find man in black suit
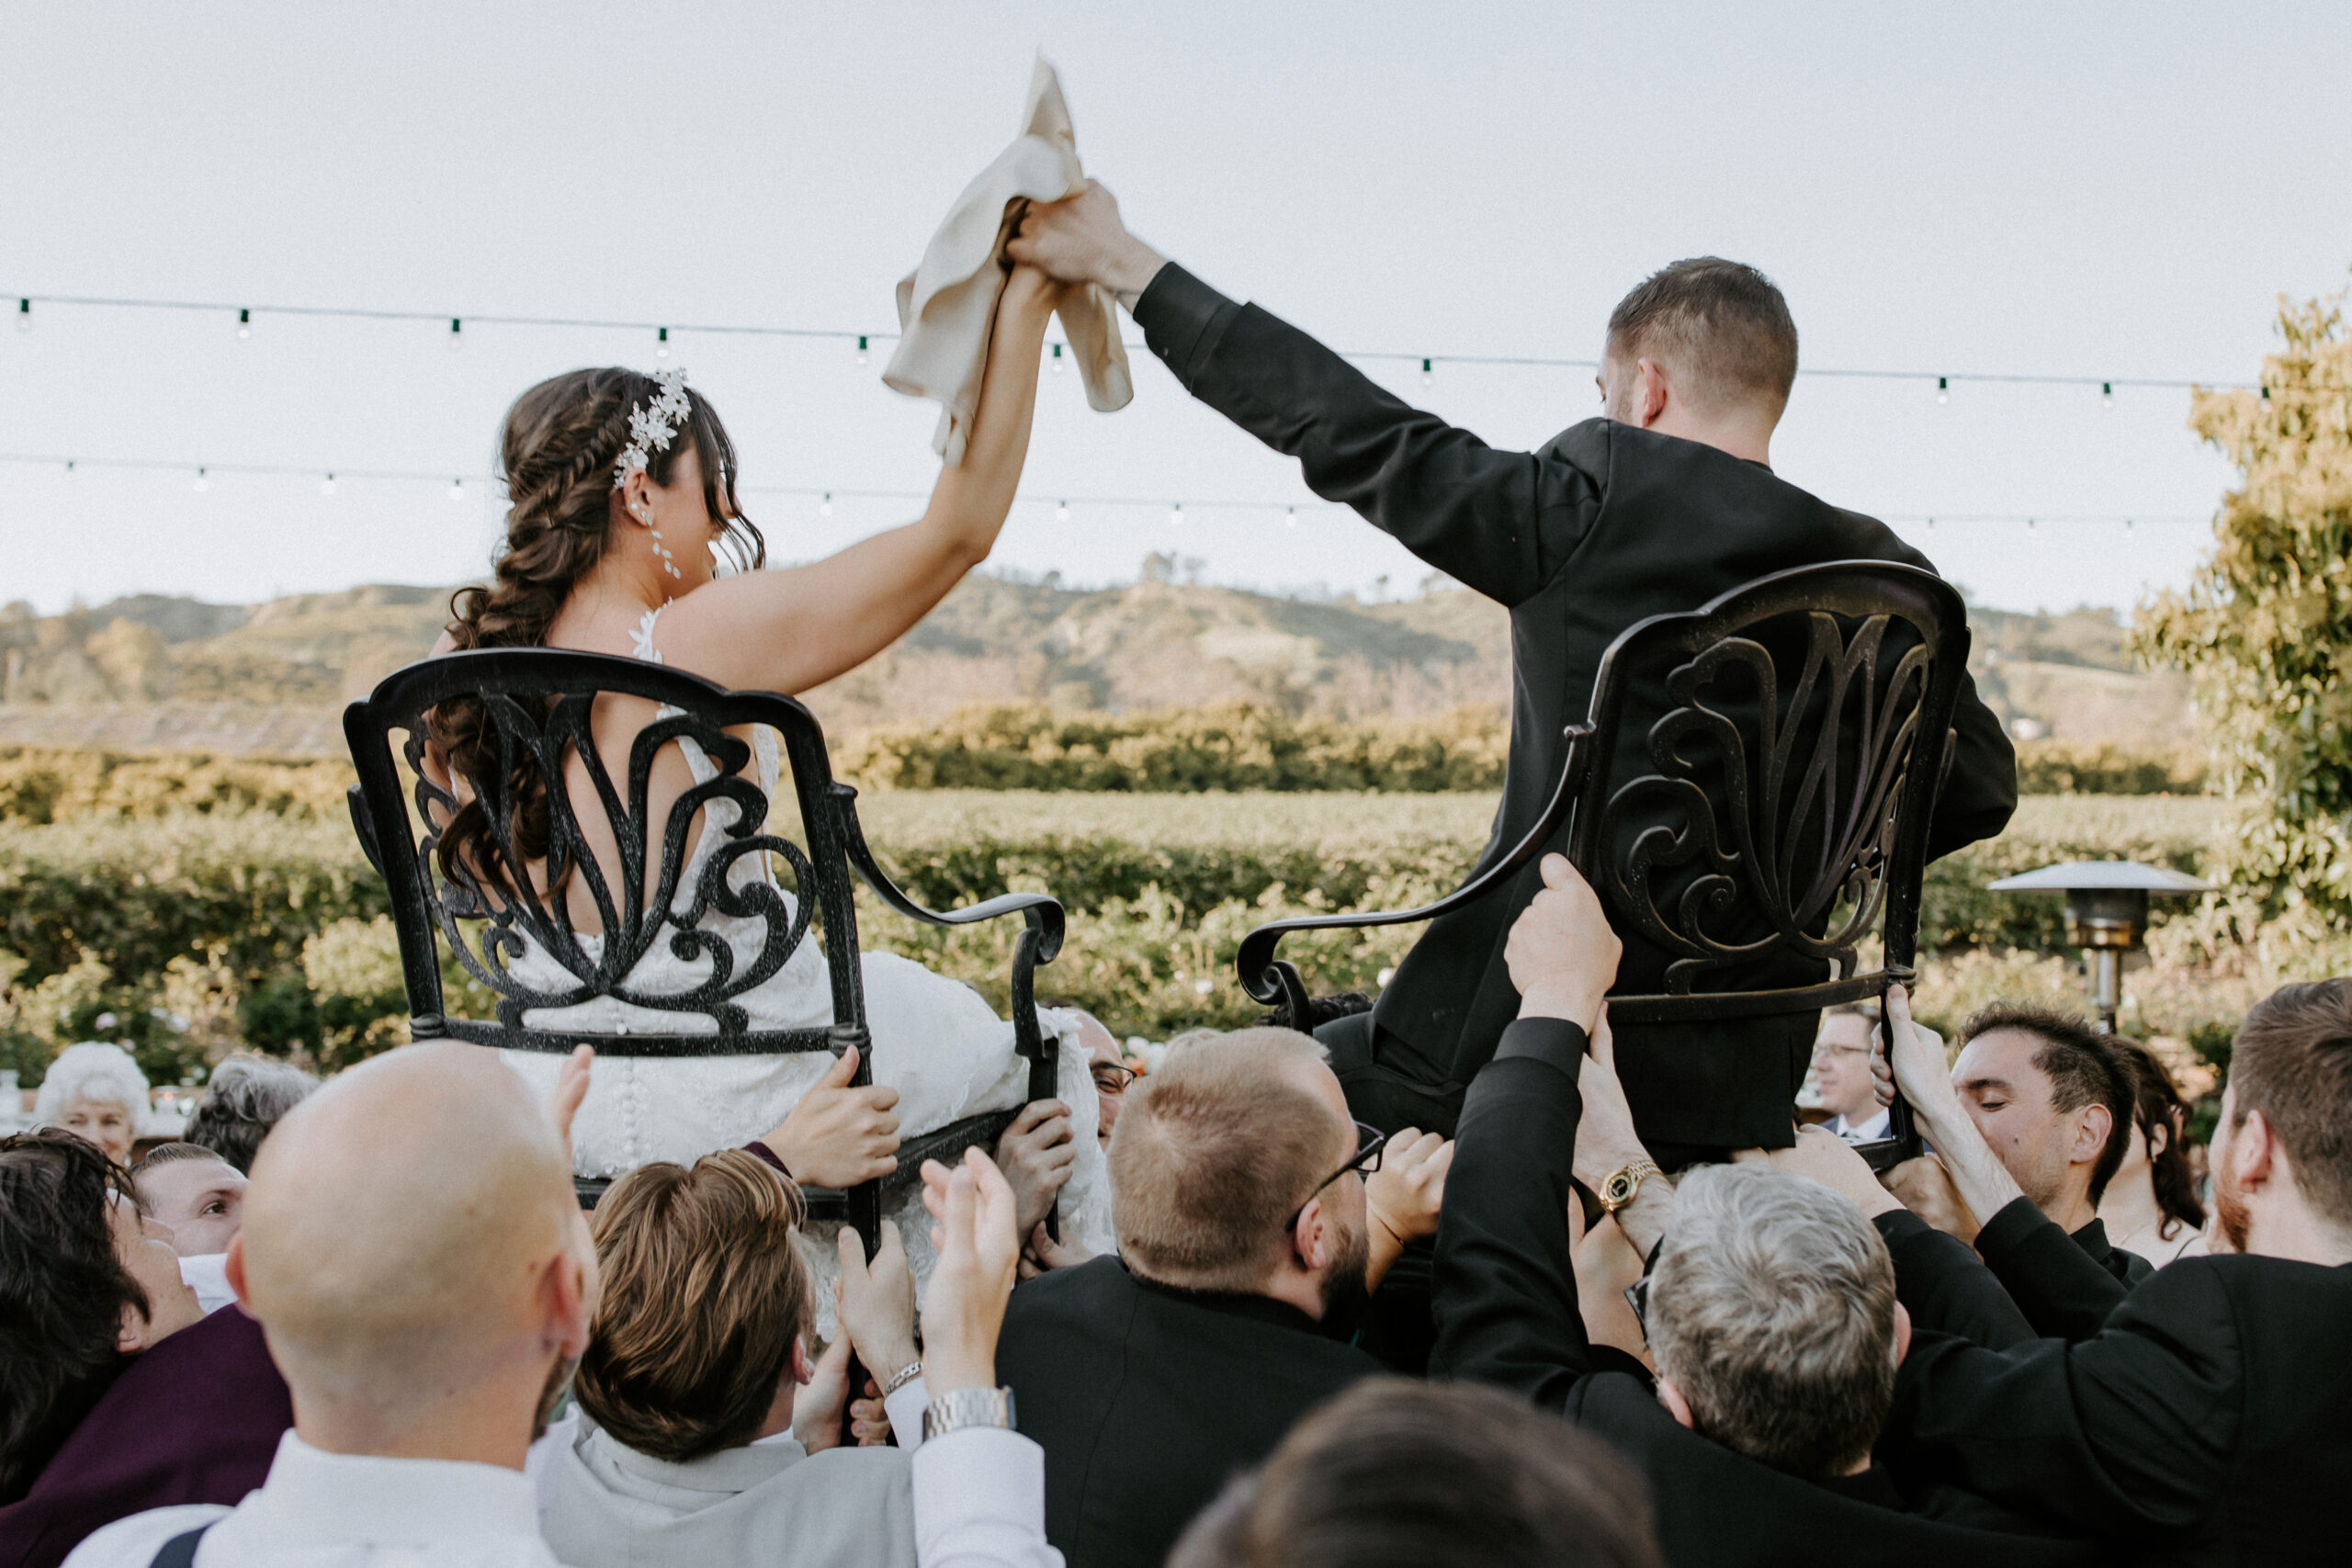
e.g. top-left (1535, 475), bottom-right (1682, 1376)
top-left (1827, 976), bottom-right (2352, 1562)
top-left (993, 1027), bottom-right (1385, 1568)
top-left (1428, 856), bottom-right (2096, 1567)
top-left (1012, 187), bottom-right (2017, 1153)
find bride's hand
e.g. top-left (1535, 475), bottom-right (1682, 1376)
top-left (759, 1044), bottom-right (901, 1188)
top-left (1001, 259), bottom-right (1070, 315)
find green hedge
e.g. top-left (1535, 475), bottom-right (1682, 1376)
top-left (1, 792), bottom-right (2227, 1086)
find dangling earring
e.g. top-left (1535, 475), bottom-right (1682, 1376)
top-left (632, 502), bottom-right (682, 581)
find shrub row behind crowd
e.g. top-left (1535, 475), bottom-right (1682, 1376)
top-left (0, 726), bottom-right (2210, 821)
top-left (3, 793), bottom-right (2224, 1086)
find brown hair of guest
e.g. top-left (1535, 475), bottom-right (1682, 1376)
top-left (2227, 979), bottom-right (2352, 1227)
top-left (573, 1148), bottom-right (813, 1462)
top-left (1108, 1028), bottom-right (1337, 1290)
top-left (1959, 1001), bottom-right (2137, 1203)
top-left (1170, 1379), bottom-right (1666, 1568)
top-left (2108, 1035), bottom-right (2207, 1238)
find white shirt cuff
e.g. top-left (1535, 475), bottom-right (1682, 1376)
top-left (885, 1374), bottom-right (930, 1456)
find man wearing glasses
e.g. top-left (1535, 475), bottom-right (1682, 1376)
top-left (990, 1026), bottom-right (1398, 1568)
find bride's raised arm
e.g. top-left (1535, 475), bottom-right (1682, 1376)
top-left (657, 264), bottom-right (1066, 696)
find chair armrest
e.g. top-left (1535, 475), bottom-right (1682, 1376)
top-left (830, 784), bottom-right (1066, 963)
top-left (347, 783), bottom-right (386, 877)
top-left (1235, 726), bottom-right (1596, 1005)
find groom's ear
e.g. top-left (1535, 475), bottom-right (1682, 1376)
top-left (1631, 357), bottom-right (1670, 427)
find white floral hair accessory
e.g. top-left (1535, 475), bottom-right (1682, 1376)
top-left (611, 367), bottom-right (693, 489)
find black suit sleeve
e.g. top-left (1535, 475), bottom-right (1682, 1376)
top-left (1972, 1200), bottom-right (2131, 1343)
top-left (1427, 1017), bottom-right (1597, 1408)
top-left (1875, 1210), bottom-right (2037, 1349)
top-left (1925, 662), bottom-right (2017, 862)
top-left (1883, 1261), bottom-right (2241, 1539)
top-left (1132, 265), bottom-right (1604, 609)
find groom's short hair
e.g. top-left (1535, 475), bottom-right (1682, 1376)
top-left (1607, 257), bottom-right (1798, 416)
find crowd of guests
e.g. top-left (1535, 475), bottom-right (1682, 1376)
top-left (4, 859), bottom-right (2348, 1567)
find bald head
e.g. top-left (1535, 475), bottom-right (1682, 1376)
top-left (236, 1042), bottom-right (582, 1415)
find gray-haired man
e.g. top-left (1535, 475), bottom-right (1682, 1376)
top-left (1430, 853), bottom-right (2098, 1568)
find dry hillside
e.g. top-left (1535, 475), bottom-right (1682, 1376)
top-left (0, 574), bottom-right (2189, 757)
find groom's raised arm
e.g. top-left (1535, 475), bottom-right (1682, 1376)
top-left (1012, 186), bottom-right (1602, 609)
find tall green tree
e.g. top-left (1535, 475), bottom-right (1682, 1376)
top-left (2138, 281), bottom-right (2352, 922)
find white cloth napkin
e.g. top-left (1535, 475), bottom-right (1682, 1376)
top-left (885, 56), bottom-right (1133, 465)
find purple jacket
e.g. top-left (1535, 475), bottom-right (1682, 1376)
top-left (0, 1305), bottom-right (291, 1568)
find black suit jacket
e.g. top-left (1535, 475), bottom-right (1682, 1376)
top-left (994, 1255), bottom-right (1379, 1568)
top-left (1884, 1204), bottom-right (2352, 1564)
top-left (1429, 1020), bottom-right (2097, 1567)
top-left (1134, 266), bottom-right (2018, 1149)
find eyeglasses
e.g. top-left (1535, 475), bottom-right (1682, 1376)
top-left (1287, 1120), bottom-right (1389, 1231)
top-left (1090, 1061), bottom-right (1138, 1095)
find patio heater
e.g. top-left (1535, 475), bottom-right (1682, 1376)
top-left (1985, 861), bottom-right (2213, 1032)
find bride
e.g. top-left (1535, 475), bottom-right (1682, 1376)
top-left (422, 262), bottom-right (1110, 1306)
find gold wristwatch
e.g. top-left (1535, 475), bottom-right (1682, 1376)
top-left (1598, 1157), bottom-right (1661, 1214)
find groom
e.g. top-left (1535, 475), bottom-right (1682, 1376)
top-left (1010, 186), bottom-right (2017, 1157)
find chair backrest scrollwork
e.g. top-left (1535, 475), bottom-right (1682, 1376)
top-left (1569, 561), bottom-right (1968, 1023)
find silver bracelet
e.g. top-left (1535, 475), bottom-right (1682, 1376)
top-left (881, 1359), bottom-right (924, 1397)
top-left (922, 1386), bottom-right (1015, 1441)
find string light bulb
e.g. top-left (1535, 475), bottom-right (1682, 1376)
top-left (1285, 507), bottom-right (1297, 527)
top-left (819, 491), bottom-right (833, 517)
top-left (447, 479), bottom-right (465, 502)
top-left (236, 308), bottom-right (252, 341)
top-left (321, 473), bottom-right (337, 496)
top-left (447, 317), bottom-right (463, 352)
top-left (192, 468), bottom-right (209, 493)
top-left (62, 459), bottom-right (77, 479)
top-left (1055, 501), bottom-right (1069, 522)
top-left (656, 326), bottom-right (670, 359)
top-left (14, 298), bottom-right (28, 333)
top-left (1420, 357), bottom-right (1433, 387)
top-left (2101, 380), bottom-right (2113, 409)
top-left (1936, 376), bottom-right (1949, 405)
top-left (856, 335), bottom-right (868, 366)
top-left (1051, 342), bottom-right (1064, 375)
top-left (1170, 503), bottom-right (1184, 526)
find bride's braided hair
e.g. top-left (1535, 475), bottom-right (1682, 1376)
top-left (432, 367), bottom-right (763, 887)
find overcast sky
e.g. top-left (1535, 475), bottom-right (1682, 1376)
top-left (5, 1), bottom-right (2348, 616)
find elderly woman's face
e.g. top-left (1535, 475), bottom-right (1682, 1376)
top-left (59, 1097), bottom-right (138, 1162)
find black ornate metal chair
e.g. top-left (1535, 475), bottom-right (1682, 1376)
top-left (343, 647), bottom-right (1066, 1253)
top-left (1238, 561), bottom-right (1973, 1170)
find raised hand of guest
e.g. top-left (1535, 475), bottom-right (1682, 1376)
top-left (1568, 1009), bottom-right (1674, 1258)
top-left (835, 1221), bottom-right (921, 1393)
top-left (791, 1331), bottom-right (855, 1454)
top-left (1019, 1219), bottom-right (1097, 1280)
top-left (1735, 1124), bottom-right (1905, 1218)
top-left (1883, 1153), bottom-right (1982, 1242)
top-left (1504, 853), bottom-right (1623, 1032)
top-left (1365, 1128), bottom-right (1453, 1290)
top-left (849, 1377), bottom-right (894, 1447)
top-left (1006, 179), bottom-right (1169, 302)
top-left (918, 1147), bottom-right (1022, 1393)
top-left (993, 1098), bottom-right (1078, 1238)
top-left (762, 1044), bottom-right (900, 1188)
top-left (1877, 983), bottom-right (2027, 1222)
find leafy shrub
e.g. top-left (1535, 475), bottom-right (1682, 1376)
top-left (1, 792), bottom-right (2238, 1084)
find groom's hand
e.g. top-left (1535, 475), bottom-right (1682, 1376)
top-left (1008, 181), bottom-right (1168, 302)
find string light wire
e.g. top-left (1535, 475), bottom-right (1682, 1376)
top-left (1, 288), bottom-right (2287, 395)
top-left (0, 451), bottom-right (2211, 528)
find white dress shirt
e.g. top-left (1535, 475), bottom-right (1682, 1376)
top-left (70, 1401), bottom-right (1059, 1568)
top-left (64, 1430), bottom-right (559, 1568)
top-left (1827, 1107), bottom-right (1892, 1145)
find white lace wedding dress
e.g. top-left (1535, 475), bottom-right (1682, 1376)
top-left (495, 604), bottom-right (1114, 1332)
